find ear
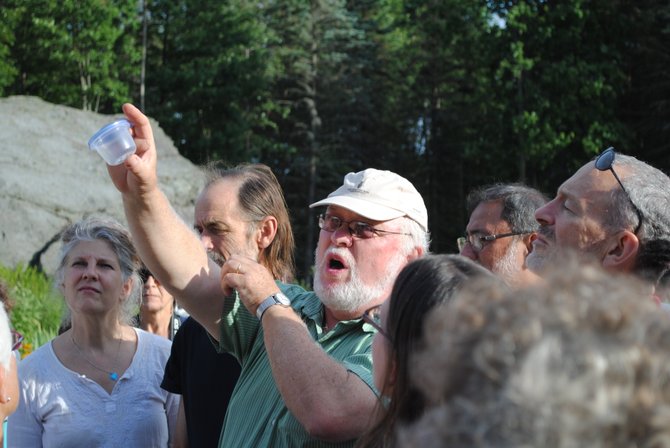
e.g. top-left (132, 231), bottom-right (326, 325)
top-left (524, 233), bottom-right (538, 254)
top-left (256, 216), bottom-right (278, 251)
top-left (121, 276), bottom-right (134, 302)
top-left (602, 230), bottom-right (639, 272)
top-left (406, 246), bottom-right (425, 263)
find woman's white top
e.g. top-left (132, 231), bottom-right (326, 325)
top-left (8, 328), bottom-right (179, 447)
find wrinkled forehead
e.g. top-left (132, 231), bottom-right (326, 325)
top-left (558, 163), bottom-right (620, 202)
top-left (467, 200), bottom-right (506, 228)
top-left (196, 179), bottom-right (247, 220)
top-left (68, 239), bottom-right (117, 260)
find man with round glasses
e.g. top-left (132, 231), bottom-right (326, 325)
top-left (527, 147), bottom-right (670, 288)
top-left (307, 169), bottom-right (429, 329)
top-left (459, 183), bottom-right (547, 287)
top-left (106, 104), bottom-right (429, 447)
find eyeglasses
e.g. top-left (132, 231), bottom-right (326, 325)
top-left (361, 307), bottom-right (391, 341)
top-left (457, 231), bottom-right (529, 252)
top-left (594, 147), bottom-right (643, 234)
top-left (11, 329), bottom-right (23, 352)
top-left (318, 213), bottom-right (410, 239)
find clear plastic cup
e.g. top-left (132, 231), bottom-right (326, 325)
top-left (88, 119), bottom-right (136, 166)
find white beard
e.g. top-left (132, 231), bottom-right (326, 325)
top-left (313, 247), bottom-right (408, 314)
top-left (493, 244), bottom-right (520, 285)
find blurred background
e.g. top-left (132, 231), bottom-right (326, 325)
top-left (1, 0), bottom-right (668, 350)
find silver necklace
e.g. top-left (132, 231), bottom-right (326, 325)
top-left (71, 334), bottom-right (122, 381)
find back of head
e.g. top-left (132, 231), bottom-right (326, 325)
top-left (357, 255), bottom-right (500, 448)
top-left (466, 183), bottom-right (548, 233)
top-left (385, 255), bottom-right (500, 408)
top-left (612, 154), bottom-right (670, 283)
top-left (387, 255), bottom-right (498, 362)
top-left (400, 258), bottom-right (667, 447)
top-left (203, 162), bottom-right (295, 282)
top-left (56, 216), bottom-right (141, 325)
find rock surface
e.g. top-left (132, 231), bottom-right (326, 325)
top-left (0, 96), bottom-right (204, 275)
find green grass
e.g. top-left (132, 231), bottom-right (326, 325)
top-left (0, 264), bottom-right (65, 357)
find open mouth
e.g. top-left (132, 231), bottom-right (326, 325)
top-left (324, 251), bottom-right (350, 272)
top-left (329, 259), bottom-right (345, 270)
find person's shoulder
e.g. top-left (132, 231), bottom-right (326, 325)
top-left (170, 316), bottom-right (202, 347)
top-left (136, 327), bottom-right (172, 351)
top-left (278, 281), bottom-right (314, 302)
top-left (18, 341), bottom-right (54, 377)
top-left (177, 316), bottom-right (199, 332)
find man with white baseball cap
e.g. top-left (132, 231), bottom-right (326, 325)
top-left (107, 107), bottom-right (429, 448)
top-left (310, 168), bottom-right (429, 231)
top-left (213, 167), bottom-right (430, 446)
top-left (308, 168), bottom-right (429, 338)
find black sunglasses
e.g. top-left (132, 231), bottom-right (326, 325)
top-left (139, 268), bottom-right (153, 283)
top-left (594, 147), bottom-right (643, 234)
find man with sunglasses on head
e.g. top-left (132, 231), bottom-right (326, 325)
top-left (526, 147), bottom-right (670, 291)
top-left (106, 103), bottom-right (430, 447)
top-left (459, 183), bottom-right (548, 287)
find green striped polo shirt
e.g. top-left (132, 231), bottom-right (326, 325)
top-left (215, 282), bottom-right (378, 447)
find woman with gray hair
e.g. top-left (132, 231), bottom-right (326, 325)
top-left (9, 217), bottom-right (179, 446)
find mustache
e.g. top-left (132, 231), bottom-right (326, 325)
top-left (537, 225), bottom-right (555, 241)
top-left (208, 251), bottom-right (226, 267)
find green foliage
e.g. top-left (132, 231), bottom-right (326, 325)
top-left (144, 0), bottom-right (276, 164)
top-left (492, 0), bottom-right (630, 188)
top-left (371, 0), bottom-right (498, 253)
top-left (2, 0), bottom-right (669, 282)
top-left (262, 0), bottom-right (362, 265)
top-left (0, 264), bottom-right (65, 356)
top-left (0, 6), bottom-right (19, 95)
top-left (3, 0), bottom-right (140, 111)
top-left (618, 0), bottom-right (670, 168)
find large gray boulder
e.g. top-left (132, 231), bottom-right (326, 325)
top-left (0, 96), bottom-right (205, 275)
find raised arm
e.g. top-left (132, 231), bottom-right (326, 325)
top-left (106, 104), bottom-right (224, 337)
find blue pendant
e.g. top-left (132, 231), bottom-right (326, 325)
top-left (109, 372), bottom-right (119, 381)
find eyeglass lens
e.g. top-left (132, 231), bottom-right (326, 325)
top-left (595, 147), bottom-right (615, 171)
top-left (457, 237), bottom-right (466, 252)
top-left (467, 235), bottom-right (481, 251)
top-left (319, 214), bottom-right (374, 239)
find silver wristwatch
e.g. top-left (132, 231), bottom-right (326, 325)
top-left (256, 292), bottom-right (291, 320)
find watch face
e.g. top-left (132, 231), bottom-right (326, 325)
top-left (275, 292), bottom-right (290, 306)
top-left (257, 292), bottom-right (291, 320)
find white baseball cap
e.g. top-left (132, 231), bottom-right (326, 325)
top-left (309, 168), bottom-right (428, 232)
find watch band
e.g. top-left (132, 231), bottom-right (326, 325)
top-left (256, 292), bottom-right (291, 320)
